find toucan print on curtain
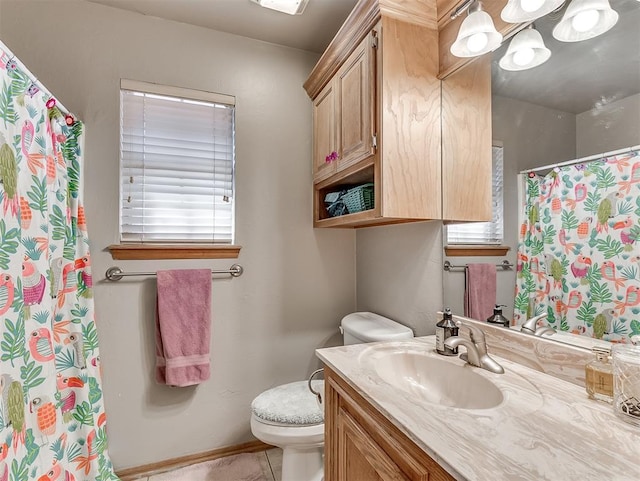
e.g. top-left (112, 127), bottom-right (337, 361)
top-left (514, 149), bottom-right (640, 343)
top-left (0, 43), bottom-right (118, 480)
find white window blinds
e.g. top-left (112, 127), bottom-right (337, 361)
top-left (120, 80), bottom-right (235, 243)
top-left (447, 145), bottom-right (504, 244)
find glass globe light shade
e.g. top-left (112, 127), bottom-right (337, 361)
top-left (499, 27), bottom-right (551, 71)
top-left (451, 7), bottom-right (503, 58)
top-left (552, 0), bottom-right (618, 42)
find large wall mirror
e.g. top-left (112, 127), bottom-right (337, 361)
top-left (444, 0), bottom-right (640, 349)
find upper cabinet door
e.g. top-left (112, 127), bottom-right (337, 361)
top-left (313, 80), bottom-right (338, 184)
top-left (441, 56), bottom-right (492, 222)
top-left (336, 30), bottom-right (376, 173)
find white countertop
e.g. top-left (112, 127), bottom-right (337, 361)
top-left (316, 336), bottom-right (640, 481)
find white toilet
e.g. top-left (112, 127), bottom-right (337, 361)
top-left (250, 312), bottom-right (414, 481)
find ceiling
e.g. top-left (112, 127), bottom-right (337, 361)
top-left (86, 0), bottom-right (639, 114)
top-left (86, 0), bottom-right (358, 53)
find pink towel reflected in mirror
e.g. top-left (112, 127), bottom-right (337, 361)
top-left (464, 263), bottom-right (497, 321)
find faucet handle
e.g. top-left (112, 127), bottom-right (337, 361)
top-left (522, 313), bottom-right (548, 333)
top-left (455, 320), bottom-right (487, 355)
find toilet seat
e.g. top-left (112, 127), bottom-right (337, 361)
top-left (250, 413), bottom-right (324, 445)
top-left (251, 380), bottom-right (324, 427)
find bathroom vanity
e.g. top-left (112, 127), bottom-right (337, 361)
top-left (324, 367), bottom-right (454, 481)
top-left (317, 337), bottom-right (640, 481)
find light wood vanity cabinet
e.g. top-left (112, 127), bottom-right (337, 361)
top-left (325, 367), bottom-right (456, 481)
top-left (305, 0), bottom-right (493, 228)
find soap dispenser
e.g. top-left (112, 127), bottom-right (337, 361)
top-left (436, 308), bottom-right (458, 356)
top-left (486, 304), bottom-right (510, 328)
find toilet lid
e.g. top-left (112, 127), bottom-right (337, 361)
top-left (251, 380), bottom-right (324, 426)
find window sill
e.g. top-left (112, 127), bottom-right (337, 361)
top-left (108, 244), bottom-right (241, 260)
top-left (444, 245), bottom-right (510, 257)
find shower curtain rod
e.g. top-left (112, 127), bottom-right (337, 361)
top-left (520, 144), bottom-right (640, 175)
top-left (0, 40), bottom-right (73, 117)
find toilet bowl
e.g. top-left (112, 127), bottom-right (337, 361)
top-left (251, 380), bottom-right (325, 481)
top-left (250, 312), bottom-right (414, 481)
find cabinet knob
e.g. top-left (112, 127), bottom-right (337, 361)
top-left (325, 151), bottom-right (339, 163)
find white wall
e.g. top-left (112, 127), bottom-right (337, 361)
top-left (493, 95), bottom-right (577, 172)
top-left (0, 0), bottom-right (356, 470)
top-left (356, 222), bottom-right (444, 336)
top-left (577, 92), bottom-right (640, 157)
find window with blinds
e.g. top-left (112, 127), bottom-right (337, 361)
top-left (119, 80), bottom-right (235, 243)
top-left (446, 145), bottom-right (504, 245)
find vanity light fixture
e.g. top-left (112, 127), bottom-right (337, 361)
top-left (499, 25), bottom-right (551, 71)
top-left (249, 0), bottom-right (309, 15)
top-left (450, 0), bottom-right (504, 58)
top-left (501, 0), bottom-right (565, 23)
top-left (552, 0), bottom-right (618, 42)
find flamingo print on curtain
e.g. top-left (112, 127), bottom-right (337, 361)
top-left (514, 149), bottom-right (640, 342)
top-left (0, 44), bottom-right (118, 480)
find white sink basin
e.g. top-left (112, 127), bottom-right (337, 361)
top-left (365, 348), bottom-right (504, 410)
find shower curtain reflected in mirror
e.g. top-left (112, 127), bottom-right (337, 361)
top-left (514, 150), bottom-right (640, 342)
top-left (0, 43), bottom-right (118, 480)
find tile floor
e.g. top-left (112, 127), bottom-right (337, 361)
top-left (140, 448), bottom-right (283, 481)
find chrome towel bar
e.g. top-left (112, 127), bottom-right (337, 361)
top-left (105, 264), bottom-right (244, 282)
top-left (444, 260), bottom-right (513, 272)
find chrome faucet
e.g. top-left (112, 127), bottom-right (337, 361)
top-left (444, 321), bottom-right (504, 374)
top-left (521, 314), bottom-right (556, 337)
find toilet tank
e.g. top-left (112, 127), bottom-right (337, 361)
top-left (340, 312), bottom-right (414, 345)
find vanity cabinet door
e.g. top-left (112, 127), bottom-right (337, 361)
top-left (337, 408), bottom-right (409, 481)
top-left (325, 367), bottom-right (455, 481)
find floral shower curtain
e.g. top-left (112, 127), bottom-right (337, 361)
top-left (514, 150), bottom-right (640, 342)
top-left (0, 45), bottom-right (118, 480)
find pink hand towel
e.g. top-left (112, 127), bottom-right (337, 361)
top-left (464, 263), bottom-right (496, 321)
top-left (156, 269), bottom-right (212, 387)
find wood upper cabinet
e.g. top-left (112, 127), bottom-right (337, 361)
top-left (306, 6), bottom-right (442, 228)
top-left (305, 0), bottom-right (496, 227)
top-left (313, 31), bottom-right (376, 184)
top-left (325, 367), bottom-right (456, 481)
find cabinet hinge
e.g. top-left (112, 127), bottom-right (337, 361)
top-left (372, 134), bottom-right (377, 150)
top-left (371, 32), bottom-right (378, 49)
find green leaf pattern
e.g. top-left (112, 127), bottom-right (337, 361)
top-left (515, 153), bottom-right (640, 342)
top-left (0, 47), bottom-right (117, 479)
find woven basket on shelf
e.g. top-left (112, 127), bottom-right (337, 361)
top-left (341, 183), bottom-right (374, 214)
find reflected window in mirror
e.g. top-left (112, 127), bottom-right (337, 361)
top-left (447, 144), bottom-right (504, 246)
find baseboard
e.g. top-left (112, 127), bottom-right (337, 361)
top-left (115, 440), bottom-right (274, 481)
